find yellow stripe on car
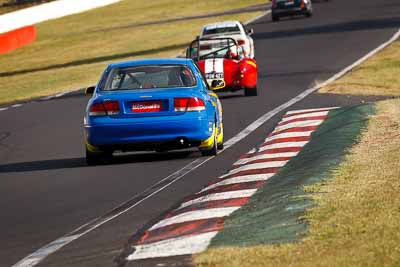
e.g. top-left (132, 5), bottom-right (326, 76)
top-left (245, 60), bottom-right (257, 68)
top-left (199, 125), bottom-right (216, 148)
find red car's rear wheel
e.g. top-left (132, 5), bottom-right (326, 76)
top-left (244, 87), bottom-right (258, 96)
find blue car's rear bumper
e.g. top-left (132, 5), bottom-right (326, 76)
top-left (85, 114), bottom-right (213, 151)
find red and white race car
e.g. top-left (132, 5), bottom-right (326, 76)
top-left (200, 21), bottom-right (255, 59)
top-left (187, 37), bottom-right (258, 96)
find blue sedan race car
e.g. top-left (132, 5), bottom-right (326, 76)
top-left (84, 58), bottom-right (223, 164)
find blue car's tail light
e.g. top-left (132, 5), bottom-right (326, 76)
top-left (89, 100), bottom-right (120, 116)
top-left (174, 97), bottom-right (205, 112)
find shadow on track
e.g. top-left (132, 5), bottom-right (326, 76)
top-left (94, 4), bottom-right (268, 33)
top-left (259, 69), bottom-right (338, 79)
top-left (0, 43), bottom-right (188, 78)
top-left (0, 151), bottom-right (194, 173)
top-left (253, 16), bottom-right (400, 40)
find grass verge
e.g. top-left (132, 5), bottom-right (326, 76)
top-left (0, 0), bottom-right (266, 105)
top-left (319, 41), bottom-right (400, 97)
top-left (207, 106), bottom-right (373, 248)
top-left (194, 34), bottom-right (400, 267)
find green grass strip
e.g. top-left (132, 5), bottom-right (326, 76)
top-left (209, 104), bottom-right (375, 247)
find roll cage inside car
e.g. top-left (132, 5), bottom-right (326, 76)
top-left (186, 37), bottom-right (244, 61)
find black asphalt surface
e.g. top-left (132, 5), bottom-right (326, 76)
top-left (1, 0), bottom-right (399, 266)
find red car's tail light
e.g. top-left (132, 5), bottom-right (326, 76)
top-left (237, 39), bottom-right (246, 46)
top-left (89, 100), bottom-right (119, 116)
top-left (174, 97), bottom-right (205, 112)
top-left (300, 0), bottom-right (305, 8)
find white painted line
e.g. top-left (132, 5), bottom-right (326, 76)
top-left (179, 189), bottom-right (258, 209)
top-left (264, 131), bottom-right (313, 143)
top-left (200, 174), bottom-right (274, 193)
top-left (54, 92), bottom-right (67, 98)
top-left (273, 120), bottom-right (324, 133)
top-left (12, 235), bottom-right (80, 267)
top-left (258, 141), bottom-right (309, 152)
top-left (11, 104), bottom-right (22, 108)
top-left (12, 157), bottom-right (215, 267)
top-left (285, 107), bottom-right (339, 116)
top-left (0, 107), bottom-right (8, 111)
top-left (234, 152), bottom-right (299, 166)
top-left (149, 207), bottom-right (240, 231)
top-left (280, 111), bottom-right (329, 122)
top-left (220, 160), bottom-right (287, 178)
top-left (127, 231), bottom-right (219, 260)
top-left (244, 10), bottom-right (271, 25)
top-left (40, 96), bottom-right (54, 101)
top-left (14, 23), bottom-right (400, 267)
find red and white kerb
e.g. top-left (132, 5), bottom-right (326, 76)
top-left (127, 107), bottom-right (338, 261)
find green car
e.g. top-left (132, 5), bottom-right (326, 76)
top-left (271, 0), bottom-right (313, 22)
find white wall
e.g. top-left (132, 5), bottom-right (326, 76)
top-left (0, 0), bottom-right (121, 34)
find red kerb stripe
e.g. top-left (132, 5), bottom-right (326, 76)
top-left (136, 217), bottom-right (225, 245)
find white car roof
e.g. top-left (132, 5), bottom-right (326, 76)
top-left (202, 21), bottom-right (241, 30)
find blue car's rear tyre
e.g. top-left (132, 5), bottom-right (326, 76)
top-left (201, 128), bottom-right (218, 157)
top-left (217, 141), bottom-right (224, 150)
top-left (86, 147), bottom-right (112, 165)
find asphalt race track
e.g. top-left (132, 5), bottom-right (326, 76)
top-left (1, 0), bottom-right (400, 266)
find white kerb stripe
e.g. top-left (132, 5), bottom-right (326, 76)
top-left (259, 141), bottom-right (308, 152)
top-left (280, 111), bottom-right (329, 122)
top-left (180, 189), bottom-right (257, 209)
top-left (200, 174), bottom-right (274, 193)
top-left (273, 120), bottom-right (324, 133)
top-left (245, 148), bottom-right (257, 155)
top-left (149, 207), bottom-right (239, 231)
top-left (234, 152), bottom-right (299, 166)
top-left (285, 107), bottom-right (339, 116)
top-left (220, 161), bottom-right (287, 178)
top-left (263, 131), bottom-right (313, 143)
top-left (127, 231), bottom-right (219, 260)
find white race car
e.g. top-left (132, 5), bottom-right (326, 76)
top-left (199, 20), bottom-right (255, 59)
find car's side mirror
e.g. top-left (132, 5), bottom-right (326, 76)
top-left (85, 86), bottom-right (95, 96)
top-left (247, 28), bottom-right (254, 35)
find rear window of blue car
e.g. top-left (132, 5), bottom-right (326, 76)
top-left (102, 65), bottom-right (197, 91)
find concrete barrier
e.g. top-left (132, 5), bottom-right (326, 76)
top-left (0, 25), bottom-right (35, 54)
